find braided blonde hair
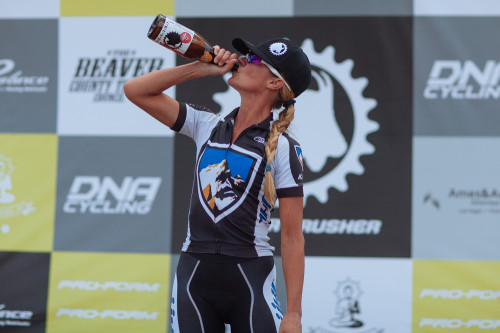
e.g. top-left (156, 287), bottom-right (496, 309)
top-left (264, 86), bottom-right (296, 208)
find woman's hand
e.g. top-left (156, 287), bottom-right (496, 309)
top-left (204, 45), bottom-right (238, 75)
top-left (279, 311), bottom-right (302, 333)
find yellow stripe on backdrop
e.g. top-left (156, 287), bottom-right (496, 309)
top-left (60, 0), bottom-right (174, 17)
top-left (413, 260), bottom-right (500, 332)
top-left (0, 134), bottom-right (58, 252)
top-left (46, 252), bottom-right (171, 333)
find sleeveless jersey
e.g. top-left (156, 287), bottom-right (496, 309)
top-left (172, 103), bottom-right (304, 257)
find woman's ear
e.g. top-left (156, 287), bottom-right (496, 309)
top-left (267, 78), bottom-right (285, 91)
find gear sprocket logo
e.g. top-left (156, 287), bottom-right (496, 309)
top-left (269, 42), bottom-right (288, 56)
top-left (213, 39), bottom-right (379, 206)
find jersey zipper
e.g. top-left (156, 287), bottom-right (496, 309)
top-left (213, 123), bottom-right (261, 254)
top-left (230, 124), bottom-right (258, 147)
top-left (215, 219), bottom-right (221, 254)
top-left (214, 124), bottom-right (254, 254)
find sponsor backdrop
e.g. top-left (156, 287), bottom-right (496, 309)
top-left (0, 0), bottom-right (499, 331)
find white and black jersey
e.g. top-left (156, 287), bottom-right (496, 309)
top-left (172, 103), bottom-right (304, 257)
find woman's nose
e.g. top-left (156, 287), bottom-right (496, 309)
top-left (238, 56), bottom-right (247, 66)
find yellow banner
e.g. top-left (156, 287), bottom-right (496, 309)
top-left (413, 260), bottom-right (500, 332)
top-left (46, 252), bottom-right (170, 333)
top-left (0, 134), bottom-right (57, 252)
top-left (61, 0), bottom-right (174, 17)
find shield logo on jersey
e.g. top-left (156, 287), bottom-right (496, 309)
top-left (197, 145), bottom-right (259, 222)
top-left (295, 145), bottom-right (303, 168)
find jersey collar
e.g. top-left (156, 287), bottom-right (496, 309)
top-left (226, 107), bottom-right (274, 131)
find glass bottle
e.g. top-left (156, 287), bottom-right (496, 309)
top-left (148, 15), bottom-right (222, 65)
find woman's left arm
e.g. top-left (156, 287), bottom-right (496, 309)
top-left (278, 196), bottom-right (305, 333)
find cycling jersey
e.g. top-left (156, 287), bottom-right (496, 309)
top-left (172, 103), bottom-right (304, 257)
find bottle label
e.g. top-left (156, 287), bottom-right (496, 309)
top-left (154, 18), bottom-right (194, 55)
top-left (202, 46), bottom-right (213, 63)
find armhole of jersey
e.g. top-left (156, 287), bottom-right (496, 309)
top-left (171, 102), bottom-right (187, 132)
top-left (276, 186), bottom-right (303, 198)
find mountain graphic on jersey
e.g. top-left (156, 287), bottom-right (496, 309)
top-left (200, 159), bottom-right (244, 211)
top-left (198, 147), bottom-right (255, 218)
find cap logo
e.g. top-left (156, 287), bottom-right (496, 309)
top-left (269, 42), bottom-right (288, 56)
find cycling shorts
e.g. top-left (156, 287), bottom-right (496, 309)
top-left (170, 252), bottom-right (284, 332)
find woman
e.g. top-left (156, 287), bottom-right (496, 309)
top-left (124, 37), bottom-right (311, 333)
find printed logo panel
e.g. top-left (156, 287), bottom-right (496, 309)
top-left (57, 16), bottom-right (175, 136)
top-left (54, 137), bottom-right (174, 253)
top-left (414, 17), bottom-right (500, 136)
top-left (0, 0), bottom-right (59, 18)
top-left (197, 144), bottom-right (259, 222)
top-left (0, 134), bottom-right (57, 252)
top-left (0, 251), bottom-right (51, 332)
top-left (0, 20), bottom-right (57, 133)
top-left (413, 260), bottom-right (500, 332)
top-left (60, 0), bottom-right (173, 17)
top-left (295, 0), bottom-right (411, 16)
top-left (172, 17), bottom-right (412, 257)
top-left (412, 137), bottom-right (500, 260)
top-left (302, 257), bottom-right (413, 332)
top-left (46, 252), bottom-right (170, 333)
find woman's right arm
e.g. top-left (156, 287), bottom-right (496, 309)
top-left (123, 47), bottom-right (238, 128)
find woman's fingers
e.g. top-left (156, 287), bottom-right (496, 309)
top-left (213, 45), bottom-right (238, 66)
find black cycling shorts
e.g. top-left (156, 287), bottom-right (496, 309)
top-left (170, 252), bottom-right (284, 332)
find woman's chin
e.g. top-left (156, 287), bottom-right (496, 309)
top-left (227, 77), bottom-right (237, 89)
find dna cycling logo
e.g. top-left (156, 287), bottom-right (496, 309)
top-left (213, 39), bottom-right (379, 205)
top-left (424, 60), bottom-right (500, 100)
top-left (63, 176), bottom-right (162, 215)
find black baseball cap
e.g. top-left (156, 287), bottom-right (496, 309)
top-left (232, 37), bottom-right (312, 98)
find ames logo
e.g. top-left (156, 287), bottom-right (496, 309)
top-left (424, 60), bottom-right (500, 100)
top-left (423, 187), bottom-right (500, 216)
top-left (213, 39), bottom-right (379, 206)
top-left (70, 49), bottom-right (163, 103)
top-left (0, 59), bottom-right (49, 94)
top-left (63, 176), bottom-right (162, 215)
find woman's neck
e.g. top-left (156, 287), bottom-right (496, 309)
top-left (231, 95), bottom-right (274, 144)
top-left (236, 93), bottom-right (274, 128)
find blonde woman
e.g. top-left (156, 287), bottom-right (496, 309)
top-left (124, 37), bottom-right (311, 333)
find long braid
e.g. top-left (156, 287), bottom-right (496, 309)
top-left (264, 87), bottom-right (296, 208)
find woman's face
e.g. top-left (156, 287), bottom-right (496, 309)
top-left (228, 56), bottom-right (276, 94)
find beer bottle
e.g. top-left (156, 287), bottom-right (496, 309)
top-left (147, 14), bottom-right (238, 70)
